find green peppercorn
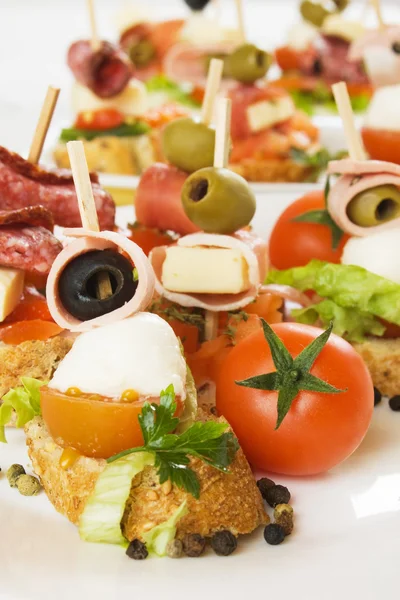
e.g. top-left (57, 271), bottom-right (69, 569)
top-left (182, 533), bottom-right (206, 557)
top-left (257, 477), bottom-right (275, 501)
top-left (126, 539), bottom-right (148, 560)
top-left (264, 523), bottom-right (286, 545)
top-left (166, 539), bottom-right (183, 558)
top-left (273, 504), bottom-right (294, 536)
top-left (16, 474), bottom-right (42, 496)
top-left (7, 464), bottom-right (25, 488)
top-left (264, 484), bottom-right (291, 508)
top-left (211, 530), bottom-right (238, 556)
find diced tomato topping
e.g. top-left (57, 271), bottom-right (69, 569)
top-left (126, 225), bottom-right (175, 256)
top-left (142, 103), bottom-right (189, 129)
top-left (0, 320), bottom-right (63, 345)
top-left (74, 108), bottom-right (125, 130)
top-left (5, 287), bottom-right (53, 324)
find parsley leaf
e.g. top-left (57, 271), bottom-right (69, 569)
top-left (107, 385), bottom-right (239, 499)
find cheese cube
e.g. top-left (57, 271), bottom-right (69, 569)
top-left (0, 267), bottom-right (24, 322)
top-left (247, 97), bottom-right (294, 133)
top-left (161, 247), bottom-right (250, 294)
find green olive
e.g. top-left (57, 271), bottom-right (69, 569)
top-left (181, 167), bottom-right (256, 234)
top-left (129, 40), bottom-right (155, 68)
top-left (334, 0), bottom-right (349, 12)
top-left (300, 1), bottom-right (330, 27)
top-left (161, 117), bottom-right (215, 173)
top-left (224, 44), bottom-right (271, 84)
top-left (346, 185), bottom-right (400, 228)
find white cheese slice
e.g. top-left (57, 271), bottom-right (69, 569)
top-left (341, 228), bottom-right (400, 284)
top-left (287, 21), bottom-right (318, 51)
top-left (71, 80), bottom-right (148, 117)
top-left (0, 268), bottom-right (24, 323)
top-left (161, 246), bottom-right (250, 294)
top-left (321, 14), bottom-right (365, 43)
top-left (246, 96), bottom-right (295, 133)
top-left (364, 84), bottom-right (400, 131)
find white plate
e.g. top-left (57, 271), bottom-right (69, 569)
top-left (1, 200), bottom-right (400, 599)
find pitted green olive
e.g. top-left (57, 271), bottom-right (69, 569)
top-left (129, 40), bottom-right (155, 67)
top-left (346, 185), bottom-right (400, 228)
top-left (58, 249), bottom-right (138, 321)
top-left (224, 44), bottom-right (271, 84)
top-left (181, 167), bottom-right (256, 234)
top-left (300, 1), bottom-right (330, 27)
top-left (161, 117), bottom-right (215, 173)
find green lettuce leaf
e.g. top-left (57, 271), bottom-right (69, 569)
top-left (293, 299), bottom-right (385, 342)
top-left (60, 121), bottom-right (150, 143)
top-left (267, 261), bottom-right (400, 341)
top-left (0, 378), bottom-right (45, 443)
top-left (142, 501), bottom-right (188, 557)
top-left (145, 75), bottom-right (201, 108)
top-left (79, 451), bottom-right (154, 545)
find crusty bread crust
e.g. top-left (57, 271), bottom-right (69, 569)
top-left (25, 415), bottom-right (268, 540)
top-left (353, 337), bottom-right (400, 397)
top-left (229, 159), bottom-right (314, 183)
top-left (0, 336), bottom-right (73, 399)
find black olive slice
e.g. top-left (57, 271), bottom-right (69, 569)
top-left (58, 249), bottom-right (138, 321)
top-left (183, 0), bottom-right (210, 10)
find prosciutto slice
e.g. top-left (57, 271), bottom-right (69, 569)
top-left (327, 158), bottom-right (400, 237)
top-left (163, 41), bottom-right (238, 88)
top-left (46, 229), bottom-right (155, 332)
top-left (149, 229), bottom-right (268, 311)
top-left (67, 40), bottom-right (133, 98)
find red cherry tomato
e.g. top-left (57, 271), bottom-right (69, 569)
top-left (269, 191), bottom-right (350, 269)
top-left (74, 109), bottom-right (124, 130)
top-left (216, 322), bottom-right (374, 476)
top-left (361, 127), bottom-right (400, 165)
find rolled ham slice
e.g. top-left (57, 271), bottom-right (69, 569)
top-left (67, 40), bottom-right (133, 98)
top-left (46, 229), bottom-right (155, 332)
top-left (149, 229), bottom-right (268, 312)
top-left (163, 41), bottom-right (238, 88)
top-left (327, 158), bottom-right (400, 237)
top-left (135, 163), bottom-right (199, 235)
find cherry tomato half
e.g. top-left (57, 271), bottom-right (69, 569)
top-left (75, 108), bottom-right (124, 131)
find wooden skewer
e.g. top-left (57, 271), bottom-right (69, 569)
top-left (234, 0), bottom-right (246, 44)
top-left (87, 0), bottom-right (101, 51)
top-left (200, 58), bottom-right (224, 126)
top-left (204, 97), bottom-right (233, 342)
top-left (332, 82), bottom-right (367, 161)
top-left (371, 0), bottom-right (385, 31)
top-left (67, 141), bottom-right (113, 299)
top-left (213, 97), bottom-right (232, 169)
top-left (28, 86), bottom-right (60, 164)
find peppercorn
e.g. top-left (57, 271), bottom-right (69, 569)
top-left (211, 530), bottom-right (238, 556)
top-left (264, 484), bottom-right (291, 508)
top-left (7, 464), bottom-right (25, 488)
top-left (16, 474), bottom-right (42, 496)
top-left (389, 395), bottom-right (400, 411)
top-left (182, 533), bottom-right (206, 557)
top-left (166, 539), bottom-right (183, 558)
top-left (264, 523), bottom-right (286, 546)
top-left (374, 387), bottom-right (382, 406)
top-left (273, 504), bottom-right (294, 535)
top-left (126, 539), bottom-right (148, 560)
top-left (256, 477), bottom-right (275, 501)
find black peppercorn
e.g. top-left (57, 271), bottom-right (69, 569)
top-left (392, 42), bottom-right (400, 54)
top-left (374, 387), bottom-right (382, 406)
top-left (126, 539), bottom-right (148, 560)
top-left (257, 477), bottom-right (275, 501)
top-left (264, 484), bottom-right (291, 508)
top-left (264, 523), bottom-right (286, 546)
top-left (389, 395), bottom-right (400, 411)
top-left (211, 530), bottom-right (238, 556)
top-left (182, 533), bottom-right (206, 557)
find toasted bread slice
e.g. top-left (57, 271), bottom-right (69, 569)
top-left (229, 159), bottom-right (314, 183)
top-left (353, 337), bottom-right (400, 398)
top-left (25, 415), bottom-right (268, 540)
top-left (0, 336), bottom-right (73, 399)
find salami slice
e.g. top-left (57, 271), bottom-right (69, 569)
top-left (67, 40), bottom-right (133, 98)
top-left (0, 206), bottom-right (54, 231)
top-left (0, 227), bottom-right (62, 274)
top-left (0, 146), bottom-right (115, 230)
top-left (135, 163), bottom-right (199, 235)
